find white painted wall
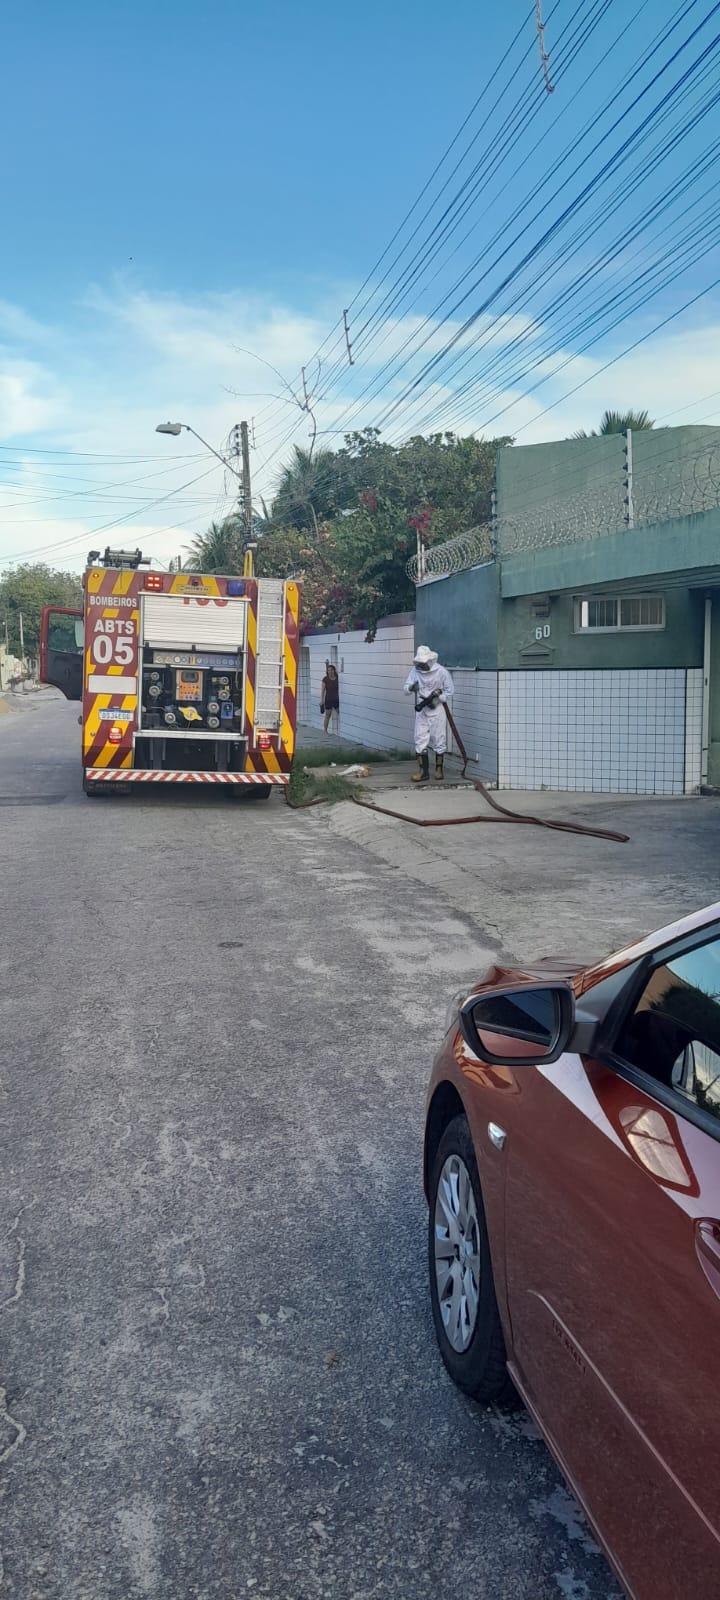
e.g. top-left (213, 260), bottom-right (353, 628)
top-left (0, 647), bottom-right (23, 691)
top-left (301, 617), bottom-right (415, 750)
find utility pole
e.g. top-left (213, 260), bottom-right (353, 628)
top-left (19, 610), bottom-right (25, 662)
top-left (240, 420), bottom-right (255, 578)
top-left (240, 421), bottom-right (252, 541)
top-left (228, 421), bottom-right (255, 573)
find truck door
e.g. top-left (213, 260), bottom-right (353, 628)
top-left (39, 606), bottom-right (84, 701)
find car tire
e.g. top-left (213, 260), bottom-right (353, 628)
top-left (428, 1114), bottom-right (514, 1404)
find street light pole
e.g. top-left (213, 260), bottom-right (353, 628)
top-left (155, 421), bottom-right (242, 482)
top-left (155, 419), bottom-right (256, 576)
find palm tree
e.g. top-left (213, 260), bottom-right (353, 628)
top-left (573, 409), bottom-right (654, 439)
top-left (185, 517), bottom-right (244, 573)
top-left (271, 446), bottom-right (338, 535)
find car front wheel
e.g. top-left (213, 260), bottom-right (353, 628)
top-left (428, 1114), bottom-right (514, 1403)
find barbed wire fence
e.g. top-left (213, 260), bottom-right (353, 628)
top-left (407, 433), bottom-right (720, 582)
top-left (406, 524), bottom-right (493, 583)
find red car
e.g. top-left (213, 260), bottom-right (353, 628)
top-left (425, 902), bottom-right (720, 1600)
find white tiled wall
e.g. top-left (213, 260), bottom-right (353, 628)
top-left (684, 668), bottom-right (703, 793)
top-left (298, 644), bottom-right (705, 793)
top-left (301, 621), bottom-right (416, 750)
top-left (498, 670), bottom-right (699, 795)
top-left (445, 670), bottom-right (498, 780)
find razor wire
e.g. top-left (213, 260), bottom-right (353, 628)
top-left (496, 433), bottom-right (720, 554)
top-left (407, 433), bottom-right (720, 579)
top-left (407, 524), bottom-right (493, 583)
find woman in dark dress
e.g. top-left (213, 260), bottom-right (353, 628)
top-left (321, 662), bottom-right (340, 734)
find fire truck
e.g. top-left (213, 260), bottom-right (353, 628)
top-left (40, 548), bottom-right (300, 797)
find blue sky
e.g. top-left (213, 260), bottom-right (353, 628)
top-left (2, 0), bottom-right (495, 309)
top-left (1, 0), bottom-right (719, 571)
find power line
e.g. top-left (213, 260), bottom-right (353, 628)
top-left (0, 464), bottom-right (222, 565)
top-left (0, 443), bottom-right (204, 461)
top-left (315, 0), bottom-right (716, 446)
top-left (307, 0), bottom-right (587, 418)
top-left (482, 267), bottom-right (720, 445)
top-left (368, 12), bottom-right (720, 435)
top-left (395, 90), bottom-right (720, 439)
top-left (348, 0), bottom-right (612, 360)
top-left (0, 453), bottom-right (228, 514)
top-left (248, 3), bottom-right (548, 447)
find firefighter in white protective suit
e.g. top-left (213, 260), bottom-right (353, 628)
top-left (404, 645), bottom-right (455, 783)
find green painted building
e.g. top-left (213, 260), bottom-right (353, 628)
top-left (416, 426), bottom-right (720, 793)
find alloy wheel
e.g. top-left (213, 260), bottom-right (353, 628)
top-left (433, 1153), bottom-right (481, 1352)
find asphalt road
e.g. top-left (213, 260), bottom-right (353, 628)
top-left (0, 696), bottom-right (620, 1600)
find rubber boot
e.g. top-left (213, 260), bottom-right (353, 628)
top-left (412, 751), bottom-right (430, 784)
top-left (434, 754), bottom-right (445, 781)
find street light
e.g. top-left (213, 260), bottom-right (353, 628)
top-left (156, 419), bottom-right (256, 578)
top-left (155, 420), bottom-right (241, 480)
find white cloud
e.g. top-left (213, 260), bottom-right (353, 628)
top-left (0, 353), bottom-right (65, 439)
top-left (1, 279), bottom-right (719, 574)
top-left (0, 302), bottom-right (51, 343)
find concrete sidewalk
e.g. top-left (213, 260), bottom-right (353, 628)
top-left (326, 779), bottom-right (720, 965)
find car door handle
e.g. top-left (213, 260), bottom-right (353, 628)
top-left (695, 1220), bottom-right (720, 1298)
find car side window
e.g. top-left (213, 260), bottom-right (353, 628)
top-left (616, 935), bottom-right (720, 1121)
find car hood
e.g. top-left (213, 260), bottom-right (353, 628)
top-left (463, 956), bottom-right (589, 1001)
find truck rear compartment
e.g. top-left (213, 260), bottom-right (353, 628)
top-left (40, 563), bottom-right (298, 794)
top-left (137, 594), bottom-right (248, 769)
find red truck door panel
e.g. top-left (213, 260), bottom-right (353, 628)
top-left (39, 606), bottom-right (84, 701)
top-left (504, 1046), bottom-right (720, 1600)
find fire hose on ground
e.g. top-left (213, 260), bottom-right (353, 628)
top-left (289, 703), bottom-right (629, 844)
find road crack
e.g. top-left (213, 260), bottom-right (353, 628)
top-left (3, 1196), bottom-right (36, 1310)
top-left (0, 1385), bottom-right (26, 1465)
top-left (151, 1287), bottom-right (170, 1328)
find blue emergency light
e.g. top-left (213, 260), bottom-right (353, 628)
top-left (227, 579), bottom-right (245, 597)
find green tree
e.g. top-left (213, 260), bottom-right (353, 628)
top-left (0, 563), bottom-right (83, 659)
top-left (185, 517), bottom-right (245, 573)
top-left (574, 408), bottom-right (654, 439)
top-left (270, 446), bottom-right (344, 534)
top-left (327, 429), bottom-right (505, 629)
top-left (192, 428), bottom-right (507, 632)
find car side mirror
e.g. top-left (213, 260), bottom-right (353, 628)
top-left (459, 983), bottom-right (575, 1067)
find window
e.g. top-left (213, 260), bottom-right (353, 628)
top-left (616, 935), bottom-right (720, 1122)
top-left (574, 594), bottom-right (665, 633)
top-left (48, 614), bottom-right (83, 652)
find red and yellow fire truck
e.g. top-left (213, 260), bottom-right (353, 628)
top-left (40, 548), bottom-right (300, 797)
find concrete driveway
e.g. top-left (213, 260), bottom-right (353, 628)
top-left (330, 773), bottom-right (720, 964)
top-left (0, 696), bottom-right (657, 1599)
